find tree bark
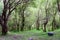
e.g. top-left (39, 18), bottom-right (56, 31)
top-left (1, 10), bottom-right (8, 35)
top-left (2, 21), bottom-right (8, 35)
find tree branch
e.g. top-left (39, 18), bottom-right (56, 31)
top-left (7, 0), bottom-right (22, 19)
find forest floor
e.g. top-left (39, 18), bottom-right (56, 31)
top-left (0, 29), bottom-right (60, 40)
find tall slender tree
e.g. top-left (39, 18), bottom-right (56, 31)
top-left (36, 9), bottom-right (40, 30)
top-left (43, 0), bottom-right (49, 32)
top-left (20, 0), bottom-right (32, 31)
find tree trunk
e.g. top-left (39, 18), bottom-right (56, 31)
top-left (52, 18), bottom-right (56, 31)
top-left (57, 0), bottom-right (60, 12)
top-left (20, 12), bottom-right (25, 31)
top-left (43, 24), bottom-right (46, 32)
top-left (36, 10), bottom-right (40, 30)
top-left (36, 20), bottom-right (40, 30)
top-left (2, 11), bottom-right (8, 35)
top-left (2, 23), bottom-right (7, 35)
top-left (36, 22), bottom-right (39, 30)
top-left (1, 19), bottom-right (8, 35)
top-left (20, 19), bottom-right (24, 31)
top-left (52, 10), bottom-right (57, 31)
top-left (52, 20), bottom-right (54, 31)
top-left (28, 25), bottom-right (31, 30)
top-left (17, 23), bottom-right (19, 31)
top-left (43, 19), bottom-right (48, 32)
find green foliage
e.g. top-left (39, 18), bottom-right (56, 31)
top-left (0, 0), bottom-right (3, 15)
top-left (0, 0), bottom-right (60, 32)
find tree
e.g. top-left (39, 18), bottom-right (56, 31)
top-left (0, 0), bottom-right (21, 35)
top-left (52, 13), bottom-right (56, 31)
top-left (43, 0), bottom-right (49, 32)
top-left (36, 9), bottom-right (40, 30)
top-left (51, 0), bottom-right (58, 31)
top-left (20, 0), bottom-right (33, 31)
top-left (43, 8), bottom-right (48, 32)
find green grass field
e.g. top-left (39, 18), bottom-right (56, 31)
top-left (0, 29), bottom-right (60, 40)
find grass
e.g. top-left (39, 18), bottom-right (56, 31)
top-left (0, 29), bottom-right (60, 40)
